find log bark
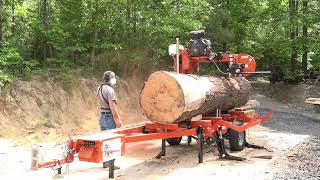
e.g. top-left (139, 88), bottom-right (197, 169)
top-left (140, 71), bottom-right (252, 124)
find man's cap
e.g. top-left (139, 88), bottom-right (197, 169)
top-left (103, 71), bottom-right (115, 81)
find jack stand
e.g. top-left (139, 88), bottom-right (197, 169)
top-left (215, 132), bottom-right (245, 161)
top-left (187, 136), bottom-right (192, 145)
top-left (187, 123), bottom-right (192, 145)
top-left (156, 139), bottom-right (166, 159)
top-left (109, 159), bottom-right (115, 178)
top-left (57, 167), bottom-right (62, 175)
top-left (197, 127), bottom-right (204, 163)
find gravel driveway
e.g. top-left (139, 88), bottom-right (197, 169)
top-left (253, 82), bottom-right (320, 180)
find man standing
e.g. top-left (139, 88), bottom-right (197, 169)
top-left (97, 71), bottom-right (121, 169)
top-left (97, 71), bottom-right (121, 130)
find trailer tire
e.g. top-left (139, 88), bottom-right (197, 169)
top-left (166, 137), bottom-right (182, 146)
top-left (229, 122), bottom-right (246, 151)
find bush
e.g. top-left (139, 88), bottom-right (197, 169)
top-left (283, 69), bottom-right (303, 84)
top-left (0, 71), bottom-right (12, 91)
top-left (44, 58), bottom-right (70, 69)
top-left (56, 69), bottom-right (79, 92)
top-left (0, 47), bottom-right (38, 79)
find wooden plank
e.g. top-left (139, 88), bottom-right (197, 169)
top-left (229, 109), bottom-right (256, 118)
top-left (234, 100), bottom-right (260, 111)
top-left (305, 98), bottom-right (320, 105)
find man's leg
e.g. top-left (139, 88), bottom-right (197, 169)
top-left (99, 114), bottom-right (108, 131)
top-left (105, 114), bottom-right (116, 129)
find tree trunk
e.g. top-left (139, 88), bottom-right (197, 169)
top-left (0, 0), bottom-right (3, 45)
top-left (11, 0), bottom-right (15, 35)
top-left (41, 0), bottom-right (52, 61)
top-left (90, 0), bottom-right (99, 61)
top-left (302, 0), bottom-right (308, 76)
top-left (140, 71), bottom-right (252, 124)
top-left (290, 0), bottom-right (298, 72)
top-left (222, 42), bottom-right (228, 52)
top-left (90, 28), bottom-right (98, 60)
top-left (126, 0), bottom-right (131, 48)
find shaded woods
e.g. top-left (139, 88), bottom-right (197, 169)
top-left (0, 0), bottom-right (319, 88)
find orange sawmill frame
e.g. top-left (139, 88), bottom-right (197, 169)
top-left (37, 108), bottom-right (274, 172)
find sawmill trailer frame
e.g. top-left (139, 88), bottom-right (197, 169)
top-left (37, 108), bottom-right (274, 178)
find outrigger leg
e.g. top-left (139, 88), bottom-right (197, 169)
top-left (197, 127), bottom-right (204, 163)
top-left (215, 132), bottom-right (245, 161)
top-left (245, 141), bottom-right (266, 149)
top-left (155, 139), bottom-right (166, 159)
top-left (187, 123), bottom-right (192, 145)
top-left (57, 167), bottom-right (62, 175)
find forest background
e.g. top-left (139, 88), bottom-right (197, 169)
top-left (0, 0), bottom-right (319, 89)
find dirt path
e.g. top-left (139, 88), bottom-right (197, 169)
top-left (1, 82), bottom-right (320, 179)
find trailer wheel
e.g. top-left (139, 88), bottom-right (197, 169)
top-left (166, 137), bottom-right (182, 146)
top-left (229, 122), bottom-right (246, 151)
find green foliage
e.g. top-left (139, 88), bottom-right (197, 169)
top-left (0, 0), bottom-right (319, 85)
top-left (206, 0), bottom-right (320, 82)
top-left (0, 47), bottom-right (38, 80)
top-left (0, 70), bottom-right (12, 90)
top-left (283, 69), bottom-right (303, 84)
top-left (56, 69), bottom-right (79, 92)
top-left (44, 58), bottom-right (70, 69)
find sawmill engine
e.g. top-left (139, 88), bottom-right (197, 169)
top-left (187, 30), bottom-right (211, 57)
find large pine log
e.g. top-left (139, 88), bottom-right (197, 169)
top-left (140, 71), bottom-right (252, 124)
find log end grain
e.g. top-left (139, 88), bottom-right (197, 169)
top-left (140, 71), bottom-right (185, 124)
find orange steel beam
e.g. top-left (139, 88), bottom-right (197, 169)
top-left (215, 108), bottom-right (274, 132)
top-left (145, 123), bottom-right (179, 130)
top-left (110, 123), bottom-right (145, 135)
top-left (124, 129), bottom-right (196, 143)
top-left (37, 159), bottom-right (69, 169)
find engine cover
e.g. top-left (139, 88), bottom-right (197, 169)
top-left (188, 39), bottom-right (210, 57)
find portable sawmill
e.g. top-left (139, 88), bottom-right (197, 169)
top-left (36, 30), bottom-right (274, 178)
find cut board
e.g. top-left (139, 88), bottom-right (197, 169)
top-left (230, 100), bottom-right (260, 112)
top-left (305, 98), bottom-right (320, 105)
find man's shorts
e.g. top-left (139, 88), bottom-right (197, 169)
top-left (99, 112), bottom-right (116, 131)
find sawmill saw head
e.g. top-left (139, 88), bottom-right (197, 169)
top-left (169, 30), bottom-right (270, 77)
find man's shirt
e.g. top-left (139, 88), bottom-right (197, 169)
top-left (97, 84), bottom-right (117, 112)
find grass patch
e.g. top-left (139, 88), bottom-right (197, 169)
top-left (32, 117), bottom-right (49, 129)
top-left (56, 69), bottom-right (80, 92)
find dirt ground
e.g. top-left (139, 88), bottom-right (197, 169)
top-left (1, 81), bottom-right (320, 179)
top-left (0, 76), bottom-right (147, 144)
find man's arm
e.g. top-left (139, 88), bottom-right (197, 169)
top-left (109, 100), bottom-right (121, 128)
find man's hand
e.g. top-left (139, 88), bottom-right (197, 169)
top-left (115, 117), bottom-right (121, 128)
top-left (109, 100), bottom-right (122, 128)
